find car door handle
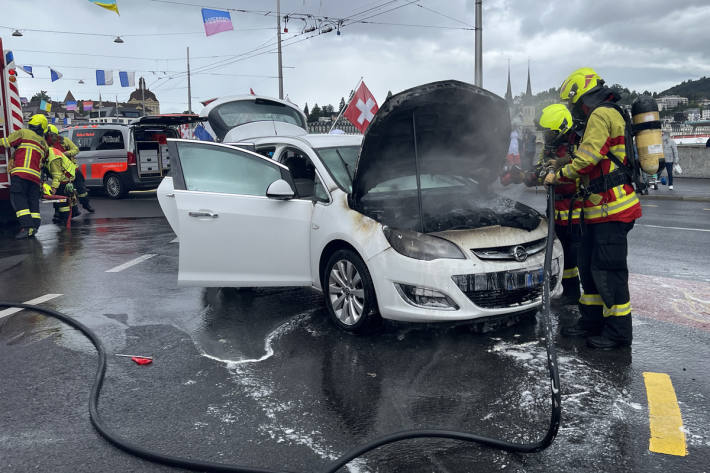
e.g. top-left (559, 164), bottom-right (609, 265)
top-left (189, 211), bottom-right (219, 218)
top-left (165, 193), bottom-right (175, 198)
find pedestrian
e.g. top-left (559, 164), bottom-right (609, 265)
top-left (0, 114), bottom-right (49, 239)
top-left (545, 68), bottom-right (641, 349)
top-left (661, 131), bottom-right (678, 190)
top-left (535, 104), bottom-right (582, 305)
top-left (47, 146), bottom-right (79, 225)
top-left (45, 124), bottom-right (94, 212)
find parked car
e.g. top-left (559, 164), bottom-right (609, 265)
top-left (61, 114), bottom-right (205, 198)
top-left (157, 81), bottom-right (563, 332)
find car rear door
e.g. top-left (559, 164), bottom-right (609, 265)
top-left (166, 139), bottom-right (313, 287)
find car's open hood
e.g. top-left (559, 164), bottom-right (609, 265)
top-left (351, 80), bottom-right (510, 203)
top-left (348, 81), bottom-right (538, 232)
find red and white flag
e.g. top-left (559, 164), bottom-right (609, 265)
top-left (343, 81), bottom-right (378, 134)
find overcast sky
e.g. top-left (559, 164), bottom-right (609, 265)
top-left (4, 0), bottom-right (710, 113)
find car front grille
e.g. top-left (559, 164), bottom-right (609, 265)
top-left (471, 237), bottom-right (547, 261)
top-left (452, 268), bottom-right (558, 309)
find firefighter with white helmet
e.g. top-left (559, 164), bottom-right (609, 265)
top-left (0, 114), bottom-right (49, 238)
top-left (545, 68), bottom-right (641, 349)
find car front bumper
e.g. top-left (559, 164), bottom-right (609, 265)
top-left (366, 241), bottom-right (563, 323)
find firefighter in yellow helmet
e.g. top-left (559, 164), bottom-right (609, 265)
top-left (46, 146), bottom-right (79, 226)
top-left (0, 114), bottom-right (49, 238)
top-left (545, 68), bottom-right (642, 349)
top-left (533, 104), bottom-right (582, 305)
top-left (46, 124), bottom-right (94, 213)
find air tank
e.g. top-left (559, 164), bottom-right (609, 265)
top-left (631, 96), bottom-right (663, 174)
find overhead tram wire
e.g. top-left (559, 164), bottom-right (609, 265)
top-left (414, 3), bottom-right (475, 28)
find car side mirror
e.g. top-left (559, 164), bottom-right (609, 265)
top-left (266, 179), bottom-right (295, 200)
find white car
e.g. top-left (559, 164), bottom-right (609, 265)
top-left (157, 81), bottom-right (563, 332)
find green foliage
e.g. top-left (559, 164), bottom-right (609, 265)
top-left (309, 103), bottom-right (322, 122)
top-left (303, 103), bottom-right (309, 117)
top-left (338, 97), bottom-right (346, 112)
top-left (659, 77), bottom-right (710, 101)
top-left (31, 90), bottom-right (51, 102)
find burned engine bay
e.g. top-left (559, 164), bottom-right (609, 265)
top-left (349, 80), bottom-right (540, 233)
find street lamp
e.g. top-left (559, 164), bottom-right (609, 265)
top-left (12, 29), bottom-right (23, 37)
top-left (113, 36), bottom-right (124, 43)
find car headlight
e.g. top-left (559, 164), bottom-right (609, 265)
top-left (383, 227), bottom-right (465, 261)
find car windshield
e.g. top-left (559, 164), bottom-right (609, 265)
top-left (314, 146), bottom-right (359, 192)
top-left (213, 100), bottom-right (306, 129)
top-left (369, 174), bottom-right (474, 193)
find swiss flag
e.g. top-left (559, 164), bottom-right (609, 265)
top-left (343, 81), bottom-right (378, 134)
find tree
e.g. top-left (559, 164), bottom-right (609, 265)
top-left (31, 90), bottom-right (50, 102)
top-left (322, 104), bottom-right (334, 115)
top-left (309, 103), bottom-right (322, 122)
top-left (338, 97), bottom-right (346, 112)
top-left (303, 103), bottom-right (309, 117)
top-left (386, 90), bottom-right (393, 100)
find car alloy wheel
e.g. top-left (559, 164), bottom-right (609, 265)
top-left (104, 174), bottom-right (125, 199)
top-left (329, 259), bottom-right (365, 325)
top-left (324, 249), bottom-right (379, 332)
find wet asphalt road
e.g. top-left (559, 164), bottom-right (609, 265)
top-left (1, 190), bottom-right (709, 473)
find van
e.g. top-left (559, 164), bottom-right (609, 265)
top-left (61, 114), bottom-right (205, 198)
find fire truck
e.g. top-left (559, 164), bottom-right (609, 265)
top-left (0, 37), bottom-right (25, 227)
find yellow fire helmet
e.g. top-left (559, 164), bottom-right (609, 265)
top-left (559, 68), bottom-right (602, 104)
top-left (539, 104), bottom-right (573, 134)
top-left (47, 124), bottom-right (59, 134)
top-left (28, 114), bottom-right (49, 133)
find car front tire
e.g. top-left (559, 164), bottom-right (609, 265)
top-left (324, 249), bottom-right (380, 332)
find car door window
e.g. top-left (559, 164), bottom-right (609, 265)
top-left (313, 175), bottom-right (330, 203)
top-left (176, 141), bottom-right (282, 196)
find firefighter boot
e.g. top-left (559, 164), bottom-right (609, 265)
top-left (587, 315), bottom-right (632, 349)
top-left (71, 205), bottom-right (82, 219)
top-left (80, 196), bottom-right (95, 213)
top-left (15, 227), bottom-right (32, 239)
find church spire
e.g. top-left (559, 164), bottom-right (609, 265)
top-left (505, 59), bottom-right (513, 106)
top-left (525, 59), bottom-right (532, 98)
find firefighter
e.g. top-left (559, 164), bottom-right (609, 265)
top-left (47, 146), bottom-right (79, 225)
top-left (45, 124), bottom-right (94, 213)
top-left (545, 68), bottom-right (642, 349)
top-left (533, 104), bottom-right (582, 305)
top-left (0, 114), bottom-right (49, 239)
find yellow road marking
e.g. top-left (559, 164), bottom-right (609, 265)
top-left (643, 372), bottom-right (687, 456)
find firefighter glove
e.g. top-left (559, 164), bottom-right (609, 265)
top-left (65, 183), bottom-right (75, 194)
top-left (544, 172), bottom-right (559, 186)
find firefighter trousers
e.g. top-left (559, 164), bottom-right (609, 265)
top-left (53, 182), bottom-right (79, 225)
top-left (555, 223), bottom-right (580, 300)
top-left (74, 169), bottom-right (91, 209)
top-left (577, 220), bottom-right (635, 343)
top-left (10, 175), bottom-right (41, 230)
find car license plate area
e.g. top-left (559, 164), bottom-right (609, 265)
top-left (451, 269), bottom-right (558, 309)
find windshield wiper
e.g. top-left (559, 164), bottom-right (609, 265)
top-left (335, 149), bottom-right (353, 183)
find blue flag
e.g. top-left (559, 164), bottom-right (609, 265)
top-left (50, 68), bottom-right (63, 82)
top-left (194, 125), bottom-right (214, 142)
top-left (20, 65), bottom-right (34, 77)
top-left (96, 69), bottom-right (113, 86)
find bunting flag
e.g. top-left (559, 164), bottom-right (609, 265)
top-left (66, 101), bottom-right (77, 111)
top-left (50, 68), bottom-right (63, 82)
top-left (119, 71), bottom-right (135, 87)
top-left (250, 88), bottom-right (255, 95)
top-left (88, 0), bottom-right (119, 15)
top-left (83, 101), bottom-right (94, 111)
top-left (20, 65), bottom-right (34, 77)
top-left (39, 100), bottom-right (52, 112)
top-left (96, 69), bottom-right (113, 86)
top-left (202, 8), bottom-right (233, 36)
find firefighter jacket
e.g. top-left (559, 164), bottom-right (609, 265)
top-left (48, 147), bottom-right (76, 189)
top-left (557, 106), bottom-right (642, 224)
top-left (541, 144), bottom-right (582, 226)
top-left (0, 129), bottom-right (49, 184)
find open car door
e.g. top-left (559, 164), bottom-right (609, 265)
top-left (165, 139), bottom-right (313, 287)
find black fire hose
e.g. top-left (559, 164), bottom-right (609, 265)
top-left (0, 188), bottom-right (561, 473)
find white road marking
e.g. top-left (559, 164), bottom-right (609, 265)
top-left (106, 254), bottom-right (157, 273)
top-left (644, 204), bottom-right (658, 207)
top-left (170, 237), bottom-right (178, 243)
top-left (0, 294), bottom-right (63, 319)
top-left (638, 224), bottom-right (710, 233)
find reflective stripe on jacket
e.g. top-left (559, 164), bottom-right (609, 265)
top-left (558, 106), bottom-right (642, 224)
top-left (48, 148), bottom-right (76, 189)
top-left (0, 129), bottom-right (49, 184)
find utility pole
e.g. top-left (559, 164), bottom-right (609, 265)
top-left (187, 47), bottom-right (192, 113)
top-left (141, 77), bottom-right (145, 116)
top-left (276, 0), bottom-right (284, 99)
top-left (474, 0), bottom-right (482, 87)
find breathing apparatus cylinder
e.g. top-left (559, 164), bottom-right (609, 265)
top-left (631, 96), bottom-right (663, 174)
